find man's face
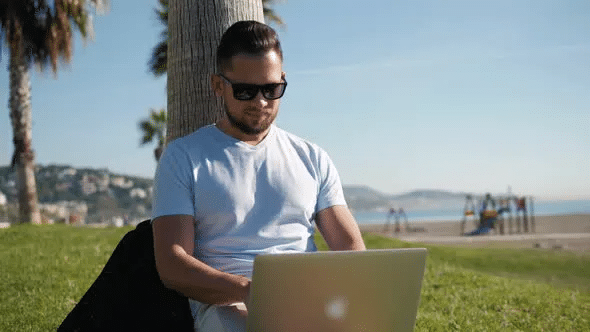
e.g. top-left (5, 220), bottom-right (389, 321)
top-left (214, 50), bottom-right (285, 139)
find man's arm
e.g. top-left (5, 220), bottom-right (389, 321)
top-left (152, 215), bottom-right (250, 305)
top-left (315, 205), bottom-right (366, 251)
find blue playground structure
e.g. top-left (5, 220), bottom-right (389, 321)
top-left (461, 193), bottom-right (535, 236)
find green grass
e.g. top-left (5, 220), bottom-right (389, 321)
top-left (0, 224), bottom-right (131, 331)
top-left (1, 225), bottom-right (589, 331)
top-left (364, 233), bottom-right (590, 293)
top-left (320, 233), bottom-right (590, 331)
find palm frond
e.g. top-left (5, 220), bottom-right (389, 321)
top-left (155, 0), bottom-right (168, 26)
top-left (149, 40), bottom-right (167, 77)
top-left (139, 108), bottom-right (167, 147)
top-left (139, 120), bottom-right (156, 145)
top-left (151, 109), bottom-right (167, 123)
top-left (262, 0), bottom-right (286, 29)
top-left (263, 8), bottom-right (285, 28)
top-left (147, 0), bottom-right (169, 77)
top-left (0, 0), bottom-right (109, 74)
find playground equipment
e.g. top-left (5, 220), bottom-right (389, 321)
top-left (460, 195), bottom-right (478, 235)
top-left (497, 198), bottom-right (512, 234)
top-left (515, 196), bottom-right (535, 233)
top-left (461, 193), bottom-right (535, 236)
top-left (383, 207), bottom-right (420, 234)
top-left (383, 208), bottom-right (399, 233)
top-left (463, 193), bottom-right (501, 236)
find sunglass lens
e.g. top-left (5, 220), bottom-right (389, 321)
top-left (233, 84), bottom-right (258, 100)
top-left (262, 84), bottom-right (285, 100)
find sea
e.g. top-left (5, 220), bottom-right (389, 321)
top-left (352, 199), bottom-right (590, 225)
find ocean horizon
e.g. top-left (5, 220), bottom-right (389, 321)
top-left (352, 199), bottom-right (590, 225)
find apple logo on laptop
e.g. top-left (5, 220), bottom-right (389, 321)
top-left (325, 296), bottom-right (348, 321)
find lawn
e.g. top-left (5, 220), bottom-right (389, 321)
top-left (1, 224), bottom-right (589, 331)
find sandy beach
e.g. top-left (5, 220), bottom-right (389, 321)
top-left (359, 214), bottom-right (590, 253)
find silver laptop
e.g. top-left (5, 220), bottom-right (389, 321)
top-left (247, 248), bottom-right (427, 332)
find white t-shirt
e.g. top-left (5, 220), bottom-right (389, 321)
top-left (152, 124), bottom-right (347, 278)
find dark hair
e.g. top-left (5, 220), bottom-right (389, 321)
top-left (216, 21), bottom-right (283, 73)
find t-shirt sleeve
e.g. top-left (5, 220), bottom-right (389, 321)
top-left (315, 149), bottom-right (347, 212)
top-left (151, 142), bottom-right (195, 220)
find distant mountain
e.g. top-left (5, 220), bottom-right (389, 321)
top-left (0, 164), bottom-right (475, 218)
top-left (394, 189), bottom-right (467, 200)
top-left (342, 185), bottom-right (470, 211)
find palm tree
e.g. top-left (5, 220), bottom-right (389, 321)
top-left (148, 0), bottom-right (284, 77)
top-left (168, 0), bottom-right (265, 140)
top-left (0, 0), bottom-right (108, 224)
top-left (139, 108), bottom-right (167, 161)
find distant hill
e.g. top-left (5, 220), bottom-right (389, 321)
top-left (342, 185), bottom-right (393, 211)
top-left (394, 189), bottom-right (466, 200)
top-left (0, 164), bottom-right (152, 223)
top-left (0, 164), bottom-right (475, 216)
top-left (342, 185), bottom-right (469, 211)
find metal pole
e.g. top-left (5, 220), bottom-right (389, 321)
top-left (530, 196), bottom-right (535, 233)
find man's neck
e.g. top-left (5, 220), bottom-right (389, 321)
top-left (216, 119), bottom-right (270, 146)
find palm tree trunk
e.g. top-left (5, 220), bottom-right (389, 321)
top-left (9, 40), bottom-right (41, 224)
top-left (168, 0), bottom-right (264, 141)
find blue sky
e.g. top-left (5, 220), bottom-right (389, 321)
top-left (1, 0), bottom-right (589, 199)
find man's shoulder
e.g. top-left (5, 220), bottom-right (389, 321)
top-left (167, 125), bottom-right (217, 147)
top-left (160, 125), bottom-right (220, 161)
top-left (273, 126), bottom-right (322, 152)
top-left (271, 126), bottom-right (335, 168)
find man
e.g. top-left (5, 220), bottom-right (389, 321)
top-left (152, 21), bottom-right (365, 332)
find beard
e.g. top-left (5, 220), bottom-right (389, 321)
top-left (224, 103), bottom-right (276, 136)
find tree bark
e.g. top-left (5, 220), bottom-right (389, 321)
top-left (168, 0), bottom-right (264, 141)
top-left (9, 40), bottom-right (41, 224)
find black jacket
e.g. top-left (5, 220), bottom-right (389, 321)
top-left (57, 220), bottom-right (194, 331)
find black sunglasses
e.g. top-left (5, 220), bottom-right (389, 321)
top-left (218, 74), bottom-right (287, 101)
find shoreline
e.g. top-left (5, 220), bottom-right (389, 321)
top-left (358, 213), bottom-right (590, 252)
top-left (355, 211), bottom-right (590, 225)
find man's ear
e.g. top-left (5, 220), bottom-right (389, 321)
top-left (211, 74), bottom-right (223, 97)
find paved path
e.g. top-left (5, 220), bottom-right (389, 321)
top-left (397, 232), bottom-right (590, 244)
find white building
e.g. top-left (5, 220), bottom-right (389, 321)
top-left (130, 188), bottom-right (147, 199)
top-left (80, 175), bottom-right (98, 196)
top-left (58, 168), bottom-right (77, 180)
top-left (0, 191), bottom-right (6, 206)
top-left (111, 176), bottom-right (134, 189)
top-left (97, 172), bottom-right (110, 192)
top-left (40, 201), bottom-right (88, 224)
